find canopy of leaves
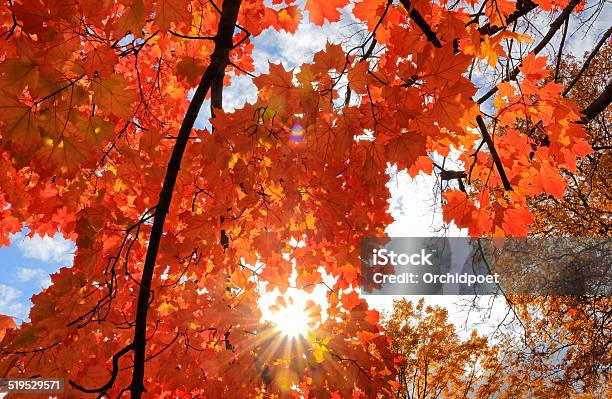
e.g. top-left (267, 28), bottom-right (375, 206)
top-left (0, 0), bottom-right (608, 397)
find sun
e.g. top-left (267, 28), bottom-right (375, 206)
top-left (269, 302), bottom-right (311, 338)
top-left (261, 289), bottom-right (325, 339)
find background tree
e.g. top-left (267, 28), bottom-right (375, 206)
top-left (531, 44), bottom-right (611, 236)
top-left (385, 298), bottom-right (610, 399)
top-left (383, 299), bottom-right (506, 399)
top-left (488, 44), bottom-right (612, 399)
top-left (506, 296), bottom-right (611, 398)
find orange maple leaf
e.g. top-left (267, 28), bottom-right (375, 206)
top-left (384, 133), bottom-right (427, 171)
top-left (305, 0), bottom-right (349, 25)
top-left (502, 206), bottom-right (534, 237)
top-left (519, 53), bottom-right (549, 81)
top-left (539, 160), bottom-right (567, 198)
top-left (154, 0), bottom-right (192, 32)
top-left (92, 76), bottom-right (138, 120)
top-left (0, 314), bottom-right (16, 342)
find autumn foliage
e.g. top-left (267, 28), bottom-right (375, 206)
top-left (385, 297), bottom-right (611, 399)
top-left (383, 299), bottom-right (506, 398)
top-left (0, 0), bottom-right (609, 397)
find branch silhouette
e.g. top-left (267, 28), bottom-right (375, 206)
top-left (128, 1), bottom-right (244, 397)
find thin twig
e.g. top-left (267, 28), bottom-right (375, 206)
top-left (168, 30), bottom-right (215, 41)
top-left (554, 17), bottom-right (569, 82)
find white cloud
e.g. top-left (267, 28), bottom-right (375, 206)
top-left (251, 8), bottom-right (361, 74)
top-left (196, 15), bottom-right (354, 127)
top-left (223, 73), bottom-right (259, 112)
top-left (195, 5), bottom-right (366, 128)
top-left (386, 167), bottom-right (466, 238)
top-left (16, 267), bottom-right (52, 289)
top-left (13, 233), bottom-right (74, 265)
top-left (0, 284), bottom-right (28, 322)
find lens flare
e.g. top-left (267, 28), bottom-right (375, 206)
top-left (289, 122), bottom-right (304, 143)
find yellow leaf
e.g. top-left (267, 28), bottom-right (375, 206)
top-left (114, 179), bottom-right (126, 192)
top-left (228, 153), bottom-right (239, 169)
top-left (266, 182), bottom-right (284, 200)
top-left (312, 343), bottom-right (327, 363)
top-left (480, 36), bottom-right (504, 67)
top-left (305, 212), bottom-right (316, 230)
top-left (157, 301), bottom-right (178, 316)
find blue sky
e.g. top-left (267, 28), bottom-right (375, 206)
top-left (0, 232), bottom-right (74, 324)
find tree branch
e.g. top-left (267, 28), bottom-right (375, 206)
top-left (563, 25), bottom-right (612, 97)
top-left (476, 115), bottom-right (513, 191)
top-left (0, 0), bottom-right (20, 40)
top-left (580, 80), bottom-right (612, 124)
top-left (128, 1), bottom-right (243, 398)
top-left (210, 68), bottom-right (225, 116)
top-left (69, 343), bottom-right (134, 395)
top-left (477, 0), bottom-right (538, 36)
top-left (554, 17), bottom-right (569, 82)
top-left (167, 30), bottom-right (215, 41)
top-left (399, 0), bottom-right (442, 48)
top-left (477, 0), bottom-right (582, 104)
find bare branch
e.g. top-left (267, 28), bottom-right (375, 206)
top-left (168, 30), bottom-right (215, 41)
top-left (554, 17), bottom-right (569, 82)
top-left (69, 343), bottom-right (134, 395)
top-left (563, 25), bottom-right (612, 96)
top-left (477, 0), bottom-right (538, 36)
top-left (580, 80), bottom-right (612, 124)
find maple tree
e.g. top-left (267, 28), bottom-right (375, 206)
top-left (502, 296), bottom-right (611, 398)
top-left (0, 0), bottom-right (610, 397)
